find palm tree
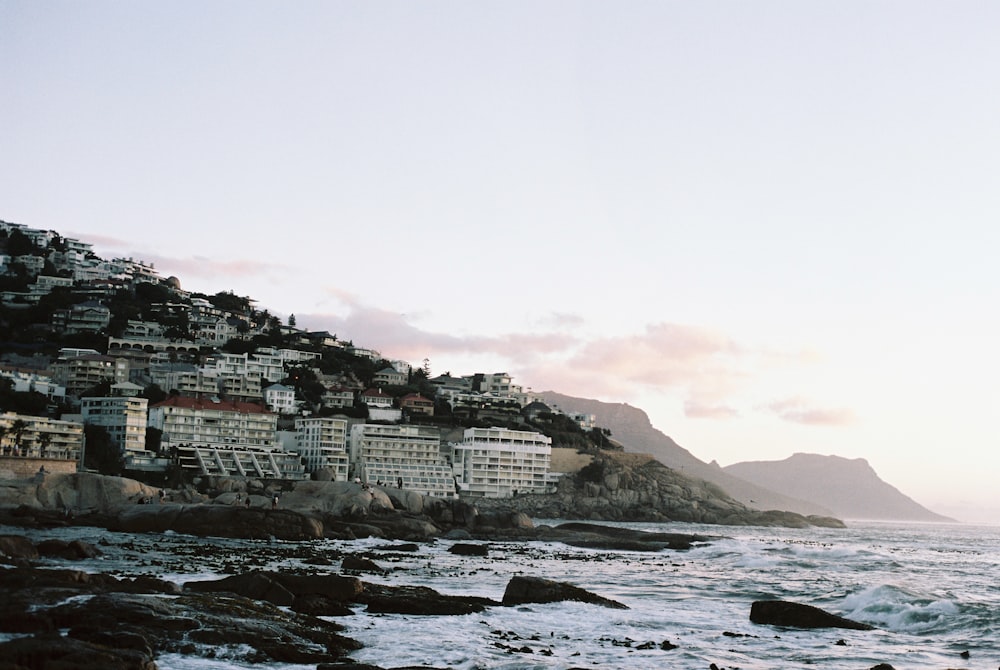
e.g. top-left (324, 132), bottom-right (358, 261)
top-left (10, 419), bottom-right (29, 456)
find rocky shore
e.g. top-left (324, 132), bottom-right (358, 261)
top-left (0, 466), bottom-right (855, 669)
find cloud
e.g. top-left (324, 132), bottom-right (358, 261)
top-left (684, 401), bottom-right (740, 419)
top-left (67, 231), bottom-right (132, 249)
top-left (298, 300), bottom-right (841, 425)
top-left (535, 312), bottom-right (586, 329)
top-left (762, 397), bottom-right (855, 426)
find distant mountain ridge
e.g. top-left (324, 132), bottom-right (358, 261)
top-left (540, 392), bottom-right (949, 522)
top-left (724, 453), bottom-right (953, 522)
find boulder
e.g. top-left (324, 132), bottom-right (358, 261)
top-left (502, 576), bottom-right (628, 610)
top-left (186, 571), bottom-right (363, 606)
top-left (448, 542), bottom-right (488, 556)
top-left (750, 600), bottom-right (875, 630)
top-left (0, 534), bottom-right (39, 560)
top-left (36, 539), bottom-right (102, 560)
top-left (341, 555), bottom-right (386, 574)
top-left (113, 505), bottom-right (323, 540)
top-left (358, 583), bottom-right (496, 615)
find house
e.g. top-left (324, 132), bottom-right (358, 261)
top-left (374, 366), bottom-right (406, 386)
top-left (399, 393), bottom-right (434, 416)
top-left (263, 383), bottom-right (297, 414)
top-left (360, 387), bottom-right (394, 409)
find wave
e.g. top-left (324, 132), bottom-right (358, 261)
top-left (841, 584), bottom-right (960, 633)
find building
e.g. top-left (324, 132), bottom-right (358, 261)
top-left (349, 423), bottom-right (454, 497)
top-left (148, 395), bottom-right (305, 479)
top-left (373, 366), bottom-right (406, 386)
top-left (50, 354), bottom-right (130, 399)
top-left (452, 427), bottom-right (553, 498)
top-left (0, 411), bottom-right (83, 461)
top-left (294, 416), bottom-right (349, 478)
top-left (80, 396), bottom-right (149, 460)
top-left (0, 368), bottom-right (67, 403)
top-left (263, 383), bottom-right (297, 414)
top-left (149, 396), bottom-right (277, 450)
top-left (399, 393), bottom-right (434, 416)
top-left (322, 386), bottom-right (355, 409)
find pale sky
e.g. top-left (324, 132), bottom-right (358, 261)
top-left (3, 2), bottom-right (998, 522)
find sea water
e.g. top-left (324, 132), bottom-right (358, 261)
top-left (3, 520), bottom-right (998, 669)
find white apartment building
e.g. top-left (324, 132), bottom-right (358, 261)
top-left (0, 412), bottom-right (83, 461)
top-left (149, 396), bottom-right (276, 449)
top-left (295, 416), bottom-right (349, 478)
top-left (81, 396), bottom-right (149, 458)
top-left (0, 369), bottom-right (66, 403)
top-left (349, 423), bottom-right (454, 497)
top-left (452, 427), bottom-right (553, 498)
top-left (263, 383), bottom-right (297, 414)
top-left (149, 395), bottom-right (305, 479)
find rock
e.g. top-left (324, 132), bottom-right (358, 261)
top-left (448, 542), bottom-right (488, 556)
top-left (502, 576), bottom-right (628, 610)
top-left (358, 583), bottom-right (496, 615)
top-left (186, 571), bottom-right (364, 606)
top-left (750, 600), bottom-right (875, 630)
top-left (36, 539), bottom-right (102, 560)
top-left (341, 555), bottom-right (385, 573)
top-left (113, 504), bottom-right (324, 540)
top-left (0, 534), bottom-right (39, 560)
top-left (0, 632), bottom-right (157, 670)
top-left (291, 594), bottom-right (356, 617)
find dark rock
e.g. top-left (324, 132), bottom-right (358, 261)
top-left (750, 600), bottom-right (874, 630)
top-left (291, 594), bottom-right (356, 617)
top-left (502, 576), bottom-right (628, 609)
top-left (358, 583), bottom-right (496, 615)
top-left (448, 542), bottom-right (489, 556)
top-left (869, 665), bottom-right (896, 670)
top-left (113, 505), bottom-right (324, 540)
top-left (342, 555), bottom-right (385, 573)
top-left (373, 542), bottom-right (420, 552)
top-left (0, 534), bottom-right (38, 560)
top-left (36, 538), bottom-right (103, 559)
top-left (0, 632), bottom-right (157, 670)
top-left (186, 571), bottom-right (364, 605)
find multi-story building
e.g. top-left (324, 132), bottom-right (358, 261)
top-left (349, 423), bottom-right (454, 497)
top-left (294, 416), bottom-right (349, 478)
top-left (374, 366), bottom-right (406, 386)
top-left (80, 396), bottom-right (149, 459)
top-left (149, 396), bottom-right (276, 449)
top-left (452, 427), bottom-right (553, 498)
top-left (51, 301), bottom-right (111, 334)
top-left (263, 383), bottom-right (297, 414)
top-left (321, 386), bottom-right (355, 409)
top-left (148, 395), bottom-right (305, 479)
top-left (50, 353), bottom-right (129, 399)
top-left (0, 368), bottom-right (67, 403)
top-left (0, 411), bottom-right (83, 461)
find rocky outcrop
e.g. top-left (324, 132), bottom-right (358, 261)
top-left (111, 504), bottom-right (324, 541)
top-left (750, 600), bottom-right (875, 630)
top-left (502, 576), bottom-right (628, 609)
top-left (476, 452), bottom-right (844, 529)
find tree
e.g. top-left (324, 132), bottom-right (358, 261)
top-left (83, 424), bottom-right (122, 475)
top-left (10, 419), bottom-right (29, 455)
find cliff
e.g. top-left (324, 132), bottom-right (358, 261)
top-left (724, 453), bottom-right (953, 522)
top-left (539, 392), bottom-right (836, 516)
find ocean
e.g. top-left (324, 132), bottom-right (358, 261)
top-left (3, 519), bottom-right (998, 669)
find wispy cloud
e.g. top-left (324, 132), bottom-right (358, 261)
top-left (762, 397), bottom-right (855, 426)
top-left (299, 299), bottom-right (849, 427)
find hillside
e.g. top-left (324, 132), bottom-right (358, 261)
top-left (724, 453), bottom-right (953, 522)
top-left (540, 392), bottom-right (835, 516)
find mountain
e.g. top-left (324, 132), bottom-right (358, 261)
top-left (539, 392), bottom-right (836, 517)
top-left (724, 453), bottom-right (953, 522)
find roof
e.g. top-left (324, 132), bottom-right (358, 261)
top-left (151, 395), bottom-right (272, 414)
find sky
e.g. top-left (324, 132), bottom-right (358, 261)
top-left (3, 1), bottom-right (999, 523)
